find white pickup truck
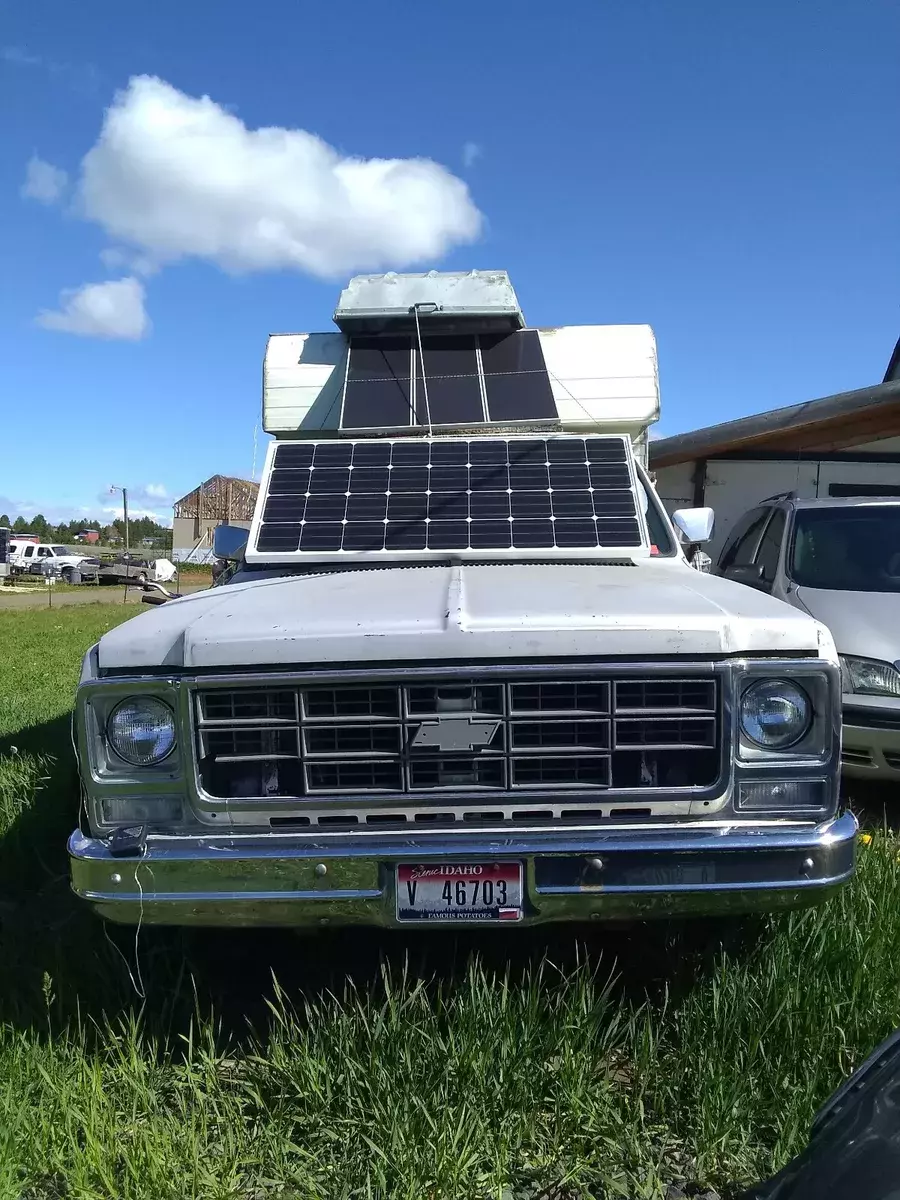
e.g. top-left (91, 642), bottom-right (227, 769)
top-left (10, 540), bottom-right (96, 579)
top-left (10, 540), bottom-right (177, 585)
top-left (68, 270), bottom-right (854, 928)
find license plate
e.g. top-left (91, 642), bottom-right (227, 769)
top-left (396, 863), bottom-right (523, 923)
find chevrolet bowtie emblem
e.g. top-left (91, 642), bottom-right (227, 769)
top-left (412, 717), bottom-right (501, 753)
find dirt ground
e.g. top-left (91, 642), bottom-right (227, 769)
top-left (0, 582), bottom-right (209, 610)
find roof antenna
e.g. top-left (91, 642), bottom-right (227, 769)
top-left (412, 302), bottom-right (438, 438)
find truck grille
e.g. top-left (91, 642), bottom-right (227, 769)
top-left (193, 675), bottom-right (720, 806)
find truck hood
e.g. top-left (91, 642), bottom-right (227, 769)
top-left (96, 562), bottom-right (831, 672)
top-left (794, 586), bottom-right (899, 664)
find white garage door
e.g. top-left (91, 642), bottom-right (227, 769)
top-left (816, 460), bottom-right (900, 498)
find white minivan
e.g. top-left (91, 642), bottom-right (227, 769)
top-left (714, 495), bottom-right (900, 780)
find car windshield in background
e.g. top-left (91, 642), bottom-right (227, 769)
top-left (791, 507), bottom-right (900, 592)
top-left (51, 546), bottom-right (75, 555)
top-left (638, 480), bottom-right (675, 556)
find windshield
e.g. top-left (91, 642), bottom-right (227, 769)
top-left (51, 546), bottom-right (77, 555)
top-left (635, 469), bottom-right (675, 556)
top-left (791, 507), bottom-right (900, 592)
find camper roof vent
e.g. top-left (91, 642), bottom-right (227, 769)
top-left (333, 269), bottom-right (525, 335)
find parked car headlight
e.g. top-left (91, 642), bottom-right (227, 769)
top-left (741, 679), bottom-right (812, 749)
top-left (840, 656), bottom-right (900, 697)
top-left (107, 697), bottom-right (176, 765)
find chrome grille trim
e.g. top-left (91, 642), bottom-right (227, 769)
top-left (191, 667), bottom-right (723, 810)
top-left (264, 801), bottom-right (667, 830)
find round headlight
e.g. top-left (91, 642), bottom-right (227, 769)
top-left (740, 680), bottom-right (812, 750)
top-left (107, 697), bottom-right (176, 765)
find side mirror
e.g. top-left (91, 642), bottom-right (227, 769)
top-left (213, 524), bottom-right (249, 562)
top-left (672, 507), bottom-right (715, 544)
top-left (724, 563), bottom-right (765, 588)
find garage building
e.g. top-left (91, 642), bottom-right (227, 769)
top-left (172, 475), bottom-right (259, 562)
top-left (651, 351), bottom-right (900, 560)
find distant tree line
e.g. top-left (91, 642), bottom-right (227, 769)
top-left (0, 513), bottom-right (172, 546)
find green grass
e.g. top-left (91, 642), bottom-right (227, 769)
top-left (175, 562), bottom-right (213, 578)
top-left (0, 607), bottom-right (897, 1198)
top-left (0, 608), bottom-right (136, 851)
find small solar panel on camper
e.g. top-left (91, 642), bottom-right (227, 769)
top-left (257, 436), bottom-right (640, 555)
top-left (339, 337), bottom-right (413, 431)
top-left (480, 331), bottom-right (556, 422)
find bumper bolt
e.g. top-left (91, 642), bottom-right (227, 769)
top-left (801, 857), bottom-right (815, 875)
top-left (110, 873), bottom-right (122, 884)
top-left (315, 863), bottom-right (328, 877)
top-left (588, 857), bottom-right (604, 872)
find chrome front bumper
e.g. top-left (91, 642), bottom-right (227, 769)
top-left (69, 812), bottom-right (858, 927)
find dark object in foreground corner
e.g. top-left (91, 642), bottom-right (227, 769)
top-left (745, 1027), bottom-right (900, 1199)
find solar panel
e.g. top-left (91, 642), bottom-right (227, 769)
top-left (255, 436), bottom-right (642, 558)
top-left (339, 331), bottom-right (558, 431)
top-left (340, 337), bottom-right (413, 431)
top-left (480, 331), bottom-right (556, 422)
top-left (414, 336), bottom-right (484, 425)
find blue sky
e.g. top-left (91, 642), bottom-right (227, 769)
top-left (2, 0), bottom-right (898, 526)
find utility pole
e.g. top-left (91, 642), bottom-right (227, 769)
top-left (109, 485), bottom-right (130, 554)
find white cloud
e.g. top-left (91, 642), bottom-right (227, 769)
top-left (100, 504), bottom-right (170, 525)
top-left (0, 486), bottom-right (173, 528)
top-left (21, 155), bottom-right (68, 204)
top-left (462, 141), bottom-right (482, 168)
top-left (36, 276), bottom-right (149, 341)
top-left (3, 45), bottom-right (100, 92)
top-left (2, 46), bottom-right (42, 67)
top-left (99, 247), bottom-right (128, 270)
top-left (97, 482), bottom-right (174, 522)
top-left (99, 246), bottom-right (159, 276)
top-left (0, 495), bottom-right (103, 525)
top-left (76, 75), bottom-right (483, 278)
